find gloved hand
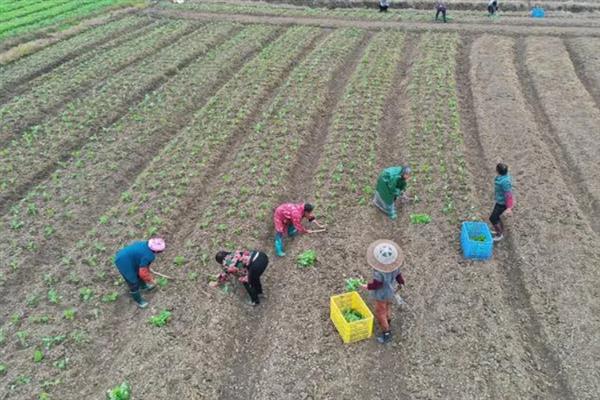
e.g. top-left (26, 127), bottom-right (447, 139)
top-left (139, 267), bottom-right (155, 284)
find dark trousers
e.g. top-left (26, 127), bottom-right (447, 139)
top-left (490, 203), bottom-right (507, 225)
top-left (125, 279), bottom-right (140, 292)
top-left (379, 5), bottom-right (388, 12)
top-left (435, 9), bottom-right (447, 22)
top-left (244, 252), bottom-right (269, 303)
top-left (488, 2), bottom-right (498, 14)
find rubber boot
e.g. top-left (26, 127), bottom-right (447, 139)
top-left (130, 290), bottom-right (148, 308)
top-left (274, 234), bottom-right (285, 257)
top-left (492, 223), bottom-right (504, 242)
top-left (140, 281), bottom-right (155, 292)
top-left (377, 330), bottom-right (392, 344)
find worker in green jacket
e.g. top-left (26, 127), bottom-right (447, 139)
top-left (373, 165), bottom-right (411, 220)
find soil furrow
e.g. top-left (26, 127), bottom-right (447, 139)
top-left (515, 37), bottom-right (600, 235)
top-left (0, 16), bottom-right (153, 103)
top-left (563, 38), bottom-right (600, 125)
top-left (146, 8), bottom-right (600, 38)
top-left (218, 30), bottom-right (373, 400)
top-left (0, 23), bottom-right (223, 215)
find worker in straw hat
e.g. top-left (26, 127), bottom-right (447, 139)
top-left (361, 239), bottom-right (406, 344)
top-left (114, 238), bottom-right (166, 308)
top-left (373, 165), bottom-right (411, 220)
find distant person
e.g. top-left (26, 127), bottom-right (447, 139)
top-left (435, 0), bottom-right (447, 22)
top-left (372, 165), bottom-right (411, 220)
top-left (215, 250), bottom-right (269, 306)
top-left (490, 163), bottom-right (514, 241)
top-left (361, 240), bottom-right (406, 344)
top-left (488, 0), bottom-right (499, 15)
top-left (379, 0), bottom-right (390, 12)
top-left (273, 202), bottom-right (325, 257)
top-left (114, 238), bottom-right (166, 308)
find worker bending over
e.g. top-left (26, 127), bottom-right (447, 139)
top-left (273, 202), bottom-right (325, 257)
top-left (373, 165), bottom-right (411, 220)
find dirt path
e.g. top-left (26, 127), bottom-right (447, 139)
top-left (470, 34), bottom-right (600, 399)
top-left (147, 8), bottom-right (600, 37)
top-left (564, 37), bottom-right (600, 114)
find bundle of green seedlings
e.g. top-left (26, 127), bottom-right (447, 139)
top-left (342, 308), bottom-right (364, 323)
top-left (148, 310), bottom-right (171, 327)
top-left (297, 250), bottom-right (317, 268)
top-left (410, 213), bottom-right (432, 224)
top-left (345, 278), bottom-right (366, 292)
top-left (471, 234), bottom-right (487, 242)
top-left (106, 381), bottom-right (131, 400)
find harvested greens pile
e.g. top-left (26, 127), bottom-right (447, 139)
top-left (148, 310), bottom-right (172, 327)
top-left (345, 278), bottom-right (366, 292)
top-left (106, 382), bottom-right (131, 400)
top-left (342, 308), bottom-right (364, 322)
top-left (410, 213), bottom-right (432, 224)
top-left (471, 234), bottom-right (487, 242)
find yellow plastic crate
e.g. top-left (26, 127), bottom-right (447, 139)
top-left (330, 291), bottom-right (374, 343)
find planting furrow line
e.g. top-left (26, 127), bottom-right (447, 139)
top-left (0, 15), bottom-right (153, 102)
top-left (0, 19), bottom-right (188, 142)
top-left (518, 37), bottom-right (600, 235)
top-left (0, 22), bottom-right (232, 214)
top-left (563, 38), bottom-right (600, 124)
top-left (202, 29), bottom-right (371, 400)
top-left (0, 0), bottom-right (74, 24)
top-left (0, 0), bottom-right (47, 14)
top-left (0, 25), bottom-right (279, 293)
top-left (0, 26), bottom-right (327, 398)
top-left (470, 35), bottom-right (600, 399)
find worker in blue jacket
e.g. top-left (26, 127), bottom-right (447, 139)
top-left (114, 238), bottom-right (166, 308)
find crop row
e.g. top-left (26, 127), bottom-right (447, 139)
top-left (0, 0), bottom-right (47, 14)
top-left (0, 15), bottom-right (150, 95)
top-left (315, 31), bottom-right (405, 213)
top-left (403, 33), bottom-right (473, 224)
top-left (180, 27), bottom-right (367, 260)
top-left (0, 24), bottom-right (277, 284)
top-left (0, 22), bottom-right (229, 209)
top-left (0, 19), bottom-right (190, 143)
top-left (0, 25), bottom-right (318, 396)
top-left (0, 0), bottom-right (140, 40)
top-left (0, 0), bottom-right (73, 24)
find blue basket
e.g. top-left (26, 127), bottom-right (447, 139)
top-left (460, 222), bottom-right (493, 260)
top-left (531, 7), bottom-right (545, 18)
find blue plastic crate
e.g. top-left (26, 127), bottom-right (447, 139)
top-left (460, 222), bottom-right (493, 260)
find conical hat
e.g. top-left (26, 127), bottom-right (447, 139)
top-left (366, 239), bottom-right (404, 273)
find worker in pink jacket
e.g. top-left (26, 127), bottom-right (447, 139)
top-left (273, 202), bottom-right (325, 257)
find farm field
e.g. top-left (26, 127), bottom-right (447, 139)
top-left (1, 0), bottom-right (600, 399)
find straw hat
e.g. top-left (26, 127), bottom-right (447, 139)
top-left (366, 239), bottom-right (404, 273)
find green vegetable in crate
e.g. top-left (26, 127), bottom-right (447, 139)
top-left (345, 278), bottom-right (366, 292)
top-left (297, 250), bottom-right (317, 268)
top-left (409, 213), bottom-right (431, 224)
top-left (472, 234), bottom-right (487, 242)
top-left (106, 382), bottom-right (131, 400)
top-left (148, 310), bottom-right (171, 327)
top-left (342, 308), bottom-right (364, 322)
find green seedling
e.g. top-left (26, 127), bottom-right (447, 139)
top-left (54, 357), bottom-right (68, 370)
top-left (0, 363), bottom-right (6, 376)
top-left (63, 308), bottom-right (77, 320)
top-left (29, 315), bottom-right (51, 324)
top-left (345, 278), bottom-right (366, 292)
top-left (34, 349), bottom-right (44, 363)
top-left (173, 256), bottom-right (185, 267)
top-left (16, 331), bottom-right (29, 347)
top-left (297, 250), bottom-right (317, 268)
top-left (342, 308), bottom-right (364, 322)
top-left (39, 392), bottom-right (50, 400)
top-left (48, 289), bottom-right (60, 304)
top-left (42, 335), bottom-right (65, 350)
top-left (471, 234), bottom-right (487, 242)
top-left (106, 381), bottom-right (131, 400)
top-left (79, 287), bottom-right (94, 302)
top-left (69, 330), bottom-right (88, 344)
top-left (0, 329), bottom-right (5, 346)
top-left (148, 310), bottom-right (171, 327)
top-left (410, 213), bottom-right (432, 224)
top-left (156, 276), bottom-right (168, 288)
top-left (101, 292), bottom-right (119, 303)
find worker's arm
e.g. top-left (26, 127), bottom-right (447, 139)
top-left (292, 214), bottom-right (308, 234)
top-left (396, 273), bottom-right (405, 287)
top-left (361, 279), bottom-right (383, 290)
top-left (139, 266), bottom-right (154, 283)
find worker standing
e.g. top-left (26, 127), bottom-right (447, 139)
top-left (490, 163), bottom-right (514, 241)
top-left (361, 240), bottom-right (406, 344)
top-left (373, 165), bottom-right (411, 220)
top-left (273, 202), bottom-right (325, 257)
top-left (488, 0), bottom-right (499, 15)
top-left (114, 238), bottom-right (166, 308)
top-left (379, 0), bottom-right (390, 12)
top-left (435, 0), bottom-right (448, 22)
top-left (215, 250), bottom-right (269, 306)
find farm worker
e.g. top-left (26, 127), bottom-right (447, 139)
top-left (361, 239), bottom-right (406, 344)
top-left (490, 163), bottom-right (514, 241)
top-left (372, 165), bottom-right (411, 220)
top-left (215, 250), bottom-right (269, 306)
top-left (435, 0), bottom-right (448, 22)
top-left (379, 0), bottom-right (390, 12)
top-left (488, 0), bottom-right (499, 15)
top-left (114, 238), bottom-right (166, 308)
top-left (273, 202), bottom-right (325, 257)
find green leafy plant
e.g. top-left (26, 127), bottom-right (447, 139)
top-left (156, 276), bottom-right (168, 288)
top-left (79, 287), bottom-right (94, 302)
top-left (297, 250), bottom-right (317, 268)
top-left (173, 255), bottom-right (185, 267)
top-left (33, 349), bottom-right (44, 363)
top-left (410, 213), bottom-right (432, 224)
top-left (345, 278), bottom-right (366, 292)
top-left (54, 357), bottom-right (68, 370)
top-left (16, 331), bottom-right (29, 347)
top-left (148, 310), bottom-right (171, 327)
top-left (106, 381), bottom-right (131, 400)
top-left (63, 308), bottom-right (77, 320)
top-left (342, 308), bottom-right (364, 322)
top-left (42, 335), bottom-right (65, 350)
top-left (48, 288), bottom-right (60, 304)
top-left (0, 363), bottom-right (6, 376)
top-left (471, 234), bottom-right (487, 242)
top-left (39, 392), bottom-right (50, 400)
top-left (101, 292), bottom-right (119, 303)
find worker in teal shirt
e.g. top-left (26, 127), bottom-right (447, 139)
top-left (373, 165), bottom-right (411, 220)
top-left (490, 163), bottom-right (514, 241)
top-left (114, 238), bottom-right (166, 308)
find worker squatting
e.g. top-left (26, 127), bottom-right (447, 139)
top-left (114, 163), bottom-right (514, 344)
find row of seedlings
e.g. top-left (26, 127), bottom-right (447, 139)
top-left (0, 27), bottom-right (320, 397)
top-left (0, 15), bottom-right (150, 92)
top-left (0, 24), bottom-right (278, 286)
top-left (0, 0), bottom-right (74, 24)
top-left (0, 22), bottom-right (234, 207)
top-left (0, 18), bottom-right (181, 141)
